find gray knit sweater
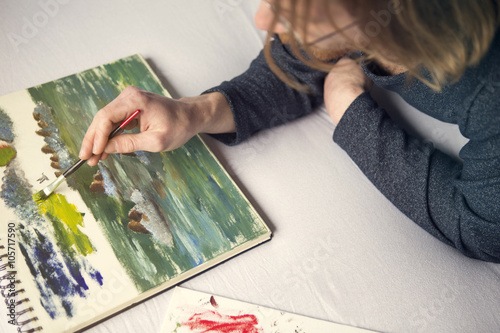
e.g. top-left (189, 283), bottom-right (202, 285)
top-left (205, 32), bottom-right (500, 263)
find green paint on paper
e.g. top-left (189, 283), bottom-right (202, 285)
top-left (26, 55), bottom-right (269, 293)
top-left (0, 115), bottom-right (101, 319)
top-left (0, 144), bottom-right (16, 166)
top-left (37, 193), bottom-right (95, 256)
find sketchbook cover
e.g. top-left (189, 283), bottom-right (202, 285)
top-left (0, 54), bottom-right (271, 333)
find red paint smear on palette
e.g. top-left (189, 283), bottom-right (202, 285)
top-left (182, 310), bottom-right (263, 333)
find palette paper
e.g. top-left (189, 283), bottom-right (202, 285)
top-left (0, 54), bottom-right (271, 333)
top-left (162, 287), bottom-right (378, 333)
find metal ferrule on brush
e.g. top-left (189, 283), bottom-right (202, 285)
top-left (42, 174), bottom-right (66, 197)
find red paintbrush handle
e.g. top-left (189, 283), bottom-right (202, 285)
top-left (108, 109), bottom-right (141, 138)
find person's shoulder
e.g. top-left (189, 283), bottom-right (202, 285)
top-left (477, 28), bottom-right (500, 71)
top-left (460, 29), bottom-right (500, 140)
top-left (479, 28), bottom-right (500, 91)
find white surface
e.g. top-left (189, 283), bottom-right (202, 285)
top-left (0, 1), bottom-right (499, 333)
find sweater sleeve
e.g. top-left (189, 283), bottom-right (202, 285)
top-left (203, 35), bottom-right (326, 145)
top-left (333, 92), bottom-right (500, 262)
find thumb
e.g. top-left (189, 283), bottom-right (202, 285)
top-left (104, 133), bottom-right (149, 154)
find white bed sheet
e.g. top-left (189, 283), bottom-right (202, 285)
top-left (0, 1), bottom-right (499, 332)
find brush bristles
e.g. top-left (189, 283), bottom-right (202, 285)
top-left (32, 175), bottom-right (66, 203)
top-left (32, 190), bottom-right (49, 203)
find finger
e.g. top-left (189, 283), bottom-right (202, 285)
top-left (79, 129), bottom-right (96, 160)
top-left (104, 133), bottom-right (139, 154)
top-left (335, 56), bottom-right (352, 65)
top-left (104, 132), bottom-right (167, 154)
top-left (85, 151), bottom-right (110, 166)
top-left (88, 87), bottom-right (145, 156)
top-left (79, 109), bottom-right (123, 159)
top-left (337, 57), bottom-right (359, 70)
top-left (91, 114), bottom-right (117, 156)
top-left (86, 154), bottom-right (101, 166)
top-left (80, 86), bottom-right (144, 159)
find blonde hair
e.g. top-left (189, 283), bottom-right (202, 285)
top-left (265, 0), bottom-right (500, 91)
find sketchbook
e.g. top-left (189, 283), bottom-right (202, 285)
top-left (161, 287), bottom-right (378, 333)
top-left (0, 54), bottom-right (271, 333)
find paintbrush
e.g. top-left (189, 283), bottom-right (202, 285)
top-left (32, 109), bottom-right (140, 202)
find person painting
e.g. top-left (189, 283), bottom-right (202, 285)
top-left (79, 0), bottom-right (500, 262)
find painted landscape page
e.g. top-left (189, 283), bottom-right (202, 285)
top-left (161, 287), bottom-right (378, 333)
top-left (0, 54), bottom-right (271, 333)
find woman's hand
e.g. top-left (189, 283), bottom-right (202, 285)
top-left (324, 57), bottom-right (372, 125)
top-left (78, 86), bottom-right (234, 166)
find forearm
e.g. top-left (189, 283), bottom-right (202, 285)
top-left (202, 35), bottom-right (327, 146)
top-left (179, 92), bottom-right (235, 135)
top-left (334, 92), bottom-right (500, 262)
